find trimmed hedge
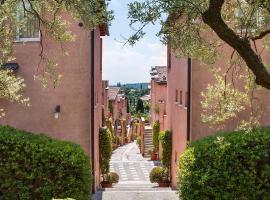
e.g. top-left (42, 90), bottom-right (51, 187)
top-left (159, 130), bottom-right (172, 169)
top-left (152, 121), bottom-right (160, 152)
top-left (99, 128), bottom-right (112, 175)
top-left (0, 126), bottom-right (92, 200)
top-left (178, 127), bottom-right (270, 200)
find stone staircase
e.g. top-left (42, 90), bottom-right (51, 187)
top-left (93, 187), bottom-right (178, 200)
top-left (144, 126), bottom-right (154, 157)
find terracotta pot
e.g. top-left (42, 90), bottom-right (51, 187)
top-left (101, 181), bottom-right (112, 188)
top-left (158, 181), bottom-right (171, 187)
top-left (150, 153), bottom-right (158, 161)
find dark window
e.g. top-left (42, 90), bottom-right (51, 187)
top-left (185, 92), bottom-right (188, 108)
top-left (175, 90), bottom-right (178, 102)
top-left (179, 91), bottom-right (183, 105)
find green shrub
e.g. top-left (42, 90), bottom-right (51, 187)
top-left (152, 120), bottom-right (160, 152)
top-left (159, 130), bottom-right (172, 169)
top-left (136, 136), bottom-right (141, 149)
top-left (149, 167), bottom-right (168, 183)
top-left (0, 125), bottom-right (92, 200)
top-left (178, 127), bottom-right (270, 200)
top-left (99, 128), bottom-right (112, 175)
top-left (108, 172), bottom-right (119, 184)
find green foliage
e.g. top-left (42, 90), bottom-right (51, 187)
top-left (136, 136), bottom-right (141, 149)
top-left (152, 120), bottom-right (160, 152)
top-left (109, 101), bottom-right (114, 116)
top-left (136, 99), bottom-right (144, 113)
top-left (123, 87), bottom-right (150, 115)
top-left (103, 172), bottom-right (119, 184)
top-left (99, 128), bottom-right (112, 175)
top-left (0, 0), bottom-right (112, 105)
top-left (159, 130), bottom-right (172, 169)
top-left (127, 0), bottom-right (270, 126)
top-left (178, 127), bottom-right (270, 200)
top-left (0, 70), bottom-right (29, 117)
top-left (201, 69), bottom-right (250, 129)
top-left (149, 167), bottom-right (169, 183)
top-left (0, 125), bottom-right (92, 200)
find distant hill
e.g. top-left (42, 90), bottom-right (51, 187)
top-left (123, 83), bottom-right (150, 89)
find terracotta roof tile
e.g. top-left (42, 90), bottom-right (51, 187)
top-left (150, 66), bottom-right (167, 83)
top-left (108, 87), bottom-right (121, 100)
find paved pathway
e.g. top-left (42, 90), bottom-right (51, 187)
top-left (110, 142), bottom-right (158, 184)
top-left (93, 142), bottom-right (179, 200)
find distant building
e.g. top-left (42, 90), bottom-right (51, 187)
top-left (150, 66), bottom-right (167, 131)
top-left (140, 94), bottom-right (151, 103)
top-left (108, 87), bottom-right (128, 123)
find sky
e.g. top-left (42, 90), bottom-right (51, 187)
top-left (102, 0), bottom-right (167, 85)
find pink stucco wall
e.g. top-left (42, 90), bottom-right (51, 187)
top-left (110, 95), bottom-right (128, 122)
top-left (150, 79), bottom-right (167, 130)
top-left (166, 53), bottom-right (188, 188)
top-left (0, 14), bottom-right (105, 191)
top-left (102, 80), bottom-right (109, 124)
top-left (167, 44), bottom-right (270, 189)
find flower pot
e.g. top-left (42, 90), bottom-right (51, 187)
top-left (101, 181), bottom-right (112, 188)
top-left (158, 181), bottom-right (171, 187)
top-left (150, 153), bottom-right (158, 161)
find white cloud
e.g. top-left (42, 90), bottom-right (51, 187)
top-left (103, 37), bottom-right (167, 85)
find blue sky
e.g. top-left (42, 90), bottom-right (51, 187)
top-left (102, 0), bottom-right (167, 85)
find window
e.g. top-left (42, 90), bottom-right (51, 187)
top-left (175, 90), bottom-right (178, 102)
top-left (179, 91), bottom-right (183, 105)
top-left (185, 92), bottom-right (188, 108)
top-left (16, 3), bottom-right (40, 42)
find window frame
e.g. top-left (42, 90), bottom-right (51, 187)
top-left (16, 3), bottom-right (41, 43)
top-left (179, 90), bottom-right (183, 105)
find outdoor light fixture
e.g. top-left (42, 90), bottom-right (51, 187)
top-left (54, 105), bottom-right (61, 119)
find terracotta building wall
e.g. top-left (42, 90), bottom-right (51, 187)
top-left (92, 28), bottom-right (103, 190)
top-left (167, 44), bottom-right (270, 189)
top-left (191, 45), bottom-right (270, 140)
top-left (166, 51), bottom-right (189, 189)
top-left (0, 14), bottom-right (105, 191)
top-left (150, 80), bottom-right (167, 129)
top-left (0, 15), bottom-right (91, 152)
top-left (102, 80), bottom-right (109, 123)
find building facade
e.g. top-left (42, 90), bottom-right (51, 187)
top-left (150, 66), bottom-right (167, 131)
top-left (166, 44), bottom-right (270, 188)
top-left (108, 86), bottom-right (128, 123)
top-left (0, 13), bottom-right (108, 191)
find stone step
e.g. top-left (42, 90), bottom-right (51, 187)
top-left (93, 190), bottom-right (179, 200)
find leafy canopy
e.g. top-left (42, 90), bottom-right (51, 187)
top-left (0, 0), bottom-right (112, 115)
top-left (128, 0), bottom-right (270, 130)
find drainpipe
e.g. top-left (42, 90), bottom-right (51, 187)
top-left (91, 30), bottom-right (95, 192)
top-left (187, 58), bottom-right (192, 142)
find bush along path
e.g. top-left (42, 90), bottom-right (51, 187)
top-left (93, 142), bottom-right (178, 200)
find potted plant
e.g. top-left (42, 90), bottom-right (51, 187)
top-left (149, 167), bottom-right (170, 187)
top-left (148, 149), bottom-right (158, 161)
top-left (101, 172), bottom-right (119, 188)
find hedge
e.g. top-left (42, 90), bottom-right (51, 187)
top-left (178, 127), bottom-right (270, 200)
top-left (152, 121), bottom-right (160, 152)
top-left (159, 130), bottom-right (172, 169)
top-left (99, 127), bottom-right (112, 175)
top-left (0, 126), bottom-right (92, 200)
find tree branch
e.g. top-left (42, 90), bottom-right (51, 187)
top-left (202, 0), bottom-right (270, 89)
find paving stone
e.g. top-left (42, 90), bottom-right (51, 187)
top-left (93, 142), bottom-right (179, 200)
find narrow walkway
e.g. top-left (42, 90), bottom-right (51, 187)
top-left (93, 142), bottom-right (179, 200)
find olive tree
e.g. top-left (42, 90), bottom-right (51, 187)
top-left (128, 0), bottom-right (270, 130)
